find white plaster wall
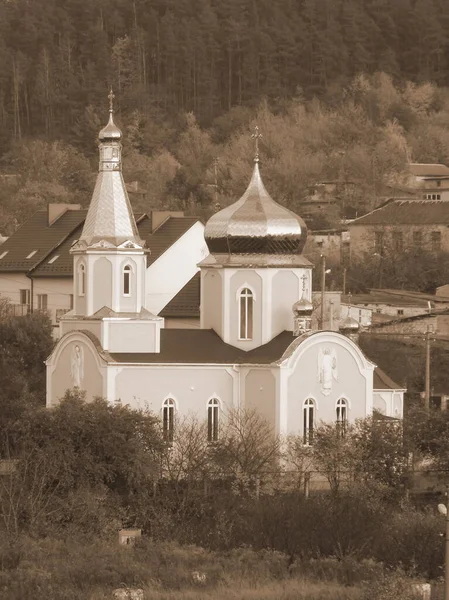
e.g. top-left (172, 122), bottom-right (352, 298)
top-left (47, 334), bottom-right (106, 406)
top-left (201, 270), bottom-right (223, 334)
top-left (284, 334), bottom-right (373, 437)
top-left (107, 320), bottom-right (160, 353)
top-left (244, 368), bottom-right (277, 428)
top-left (60, 320), bottom-right (102, 340)
top-left (146, 222), bottom-right (209, 315)
top-left (0, 272), bottom-right (31, 305)
top-left (164, 317), bottom-right (200, 329)
top-left (113, 365), bottom-right (236, 416)
top-left (93, 257), bottom-right (113, 313)
top-left (272, 270), bottom-right (309, 335)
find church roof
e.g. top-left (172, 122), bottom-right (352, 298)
top-left (204, 162), bottom-right (307, 255)
top-left (106, 328), bottom-right (403, 389)
top-left (160, 272), bottom-right (200, 318)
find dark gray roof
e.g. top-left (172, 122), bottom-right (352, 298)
top-left (350, 199), bottom-right (449, 226)
top-left (160, 273), bottom-right (200, 318)
top-left (409, 163), bottom-right (449, 178)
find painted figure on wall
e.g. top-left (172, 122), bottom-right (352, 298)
top-left (71, 344), bottom-right (84, 388)
top-left (317, 347), bottom-right (338, 396)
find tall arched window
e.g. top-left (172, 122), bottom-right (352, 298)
top-left (239, 288), bottom-right (254, 340)
top-left (123, 265), bottom-right (131, 296)
top-left (162, 398), bottom-right (175, 443)
top-left (336, 398), bottom-right (348, 434)
top-left (303, 398), bottom-right (315, 445)
top-left (78, 263), bottom-right (85, 297)
top-left (207, 398), bottom-right (220, 442)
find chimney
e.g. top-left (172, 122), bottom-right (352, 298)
top-left (48, 203), bottom-right (82, 226)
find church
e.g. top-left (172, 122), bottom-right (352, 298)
top-left (46, 98), bottom-right (404, 443)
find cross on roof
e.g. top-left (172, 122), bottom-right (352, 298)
top-left (108, 88), bottom-right (115, 113)
top-left (300, 272), bottom-right (308, 291)
top-left (251, 126), bottom-right (263, 162)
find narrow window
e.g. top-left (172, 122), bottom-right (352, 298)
top-left (392, 231), bottom-right (403, 252)
top-left (239, 288), bottom-right (253, 340)
top-left (78, 264), bottom-right (86, 296)
top-left (413, 231), bottom-right (422, 246)
top-left (37, 294), bottom-right (47, 311)
top-left (162, 398), bottom-right (175, 443)
top-left (374, 232), bottom-right (384, 255)
top-left (19, 289), bottom-right (30, 306)
top-left (303, 398), bottom-right (315, 445)
top-left (207, 398), bottom-right (220, 442)
top-left (69, 294), bottom-right (74, 310)
top-left (123, 265), bottom-right (131, 296)
top-left (431, 231), bottom-right (441, 251)
top-left (336, 398), bottom-right (347, 434)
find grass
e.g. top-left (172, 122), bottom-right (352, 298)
top-left (0, 534), bottom-right (422, 600)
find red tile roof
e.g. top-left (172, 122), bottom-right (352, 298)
top-left (350, 199), bottom-right (449, 226)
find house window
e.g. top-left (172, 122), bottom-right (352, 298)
top-left (26, 250), bottom-right (37, 259)
top-left (336, 398), bottom-right (347, 433)
top-left (425, 193), bottom-right (441, 200)
top-left (207, 398), bottom-right (220, 442)
top-left (78, 263), bottom-right (86, 296)
top-left (392, 231), bottom-right (403, 252)
top-left (239, 288), bottom-right (254, 340)
top-left (413, 231), bottom-right (422, 246)
top-left (123, 265), bottom-right (131, 296)
top-left (431, 231), bottom-right (441, 251)
top-left (162, 398), bottom-right (175, 443)
top-left (397, 309), bottom-right (404, 316)
top-left (303, 398), bottom-right (315, 445)
top-left (37, 294), bottom-right (47, 311)
top-left (48, 255), bottom-right (59, 264)
top-left (19, 289), bottom-right (30, 306)
top-left (374, 231), bottom-right (384, 255)
top-left (0, 251), bottom-right (8, 259)
top-left (69, 294), bottom-right (74, 310)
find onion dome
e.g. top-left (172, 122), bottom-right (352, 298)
top-left (204, 161), bottom-right (307, 255)
top-left (293, 297), bottom-right (313, 315)
top-left (99, 89), bottom-right (122, 141)
top-left (339, 316), bottom-right (360, 332)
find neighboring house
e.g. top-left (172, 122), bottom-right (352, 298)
top-left (46, 105), bottom-right (405, 433)
top-left (340, 301), bottom-right (372, 327)
top-left (408, 163), bottom-right (449, 200)
top-left (342, 290), bottom-right (434, 322)
top-left (348, 198), bottom-right (449, 256)
top-left (0, 204), bottom-right (207, 330)
top-left (308, 229), bottom-right (350, 265)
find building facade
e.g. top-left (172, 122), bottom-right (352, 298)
top-left (46, 108), bottom-right (404, 441)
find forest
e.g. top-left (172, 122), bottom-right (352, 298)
top-left (2, 1), bottom-right (449, 294)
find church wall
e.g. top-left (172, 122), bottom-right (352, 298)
top-left (286, 340), bottom-right (369, 436)
top-left (146, 222), bottom-right (209, 315)
top-left (271, 270), bottom-right (303, 335)
top-left (229, 270), bottom-right (263, 350)
top-left (244, 368), bottom-right (277, 428)
top-left (114, 366), bottom-right (235, 415)
top-left (60, 320), bottom-right (102, 340)
top-left (93, 257), bottom-right (113, 313)
top-left (48, 337), bottom-right (104, 406)
top-left (74, 256), bottom-right (87, 315)
top-left (107, 321), bottom-right (160, 353)
top-left (201, 270), bottom-right (223, 334)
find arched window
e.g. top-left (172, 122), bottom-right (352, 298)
top-left (303, 398), bottom-right (315, 445)
top-left (78, 263), bottom-right (85, 296)
top-left (336, 398), bottom-right (348, 434)
top-left (162, 398), bottom-right (175, 443)
top-left (123, 265), bottom-right (131, 296)
top-left (207, 398), bottom-right (220, 442)
top-left (239, 287), bottom-right (254, 340)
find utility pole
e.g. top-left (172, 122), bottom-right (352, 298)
top-left (425, 325), bottom-right (431, 412)
top-left (320, 254), bottom-right (326, 330)
top-left (342, 267), bottom-right (347, 296)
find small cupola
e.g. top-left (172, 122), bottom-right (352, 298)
top-left (339, 315), bottom-right (360, 344)
top-left (204, 127), bottom-right (307, 256)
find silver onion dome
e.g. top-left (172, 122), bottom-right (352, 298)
top-left (293, 297), bottom-right (313, 314)
top-left (98, 89), bottom-right (122, 141)
top-left (204, 161), bottom-right (307, 255)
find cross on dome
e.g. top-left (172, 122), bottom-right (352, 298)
top-left (251, 125), bottom-right (263, 162)
top-left (108, 87), bottom-right (115, 113)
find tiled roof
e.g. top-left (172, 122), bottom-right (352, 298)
top-left (373, 367), bottom-right (403, 390)
top-left (341, 293), bottom-right (430, 308)
top-left (0, 210), bottom-right (199, 277)
top-left (349, 199), bottom-right (449, 226)
top-left (160, 273), bottom-right (200, 318)
top-left (0, 209), bottom-right (86, 273)
top-left (109, 329), bottom-right (297, 364)
top-left (145, 217), bottom-right (200, 266)
top-left (409, 163), bottom-right (449, 178)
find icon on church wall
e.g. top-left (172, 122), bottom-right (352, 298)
top-left (317, 347), bottom-right (338, 396)
top-left (71, 344), bottom-right (84, 388)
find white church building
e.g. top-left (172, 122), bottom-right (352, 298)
top-left (46, 101), bottom-right (404, 443)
